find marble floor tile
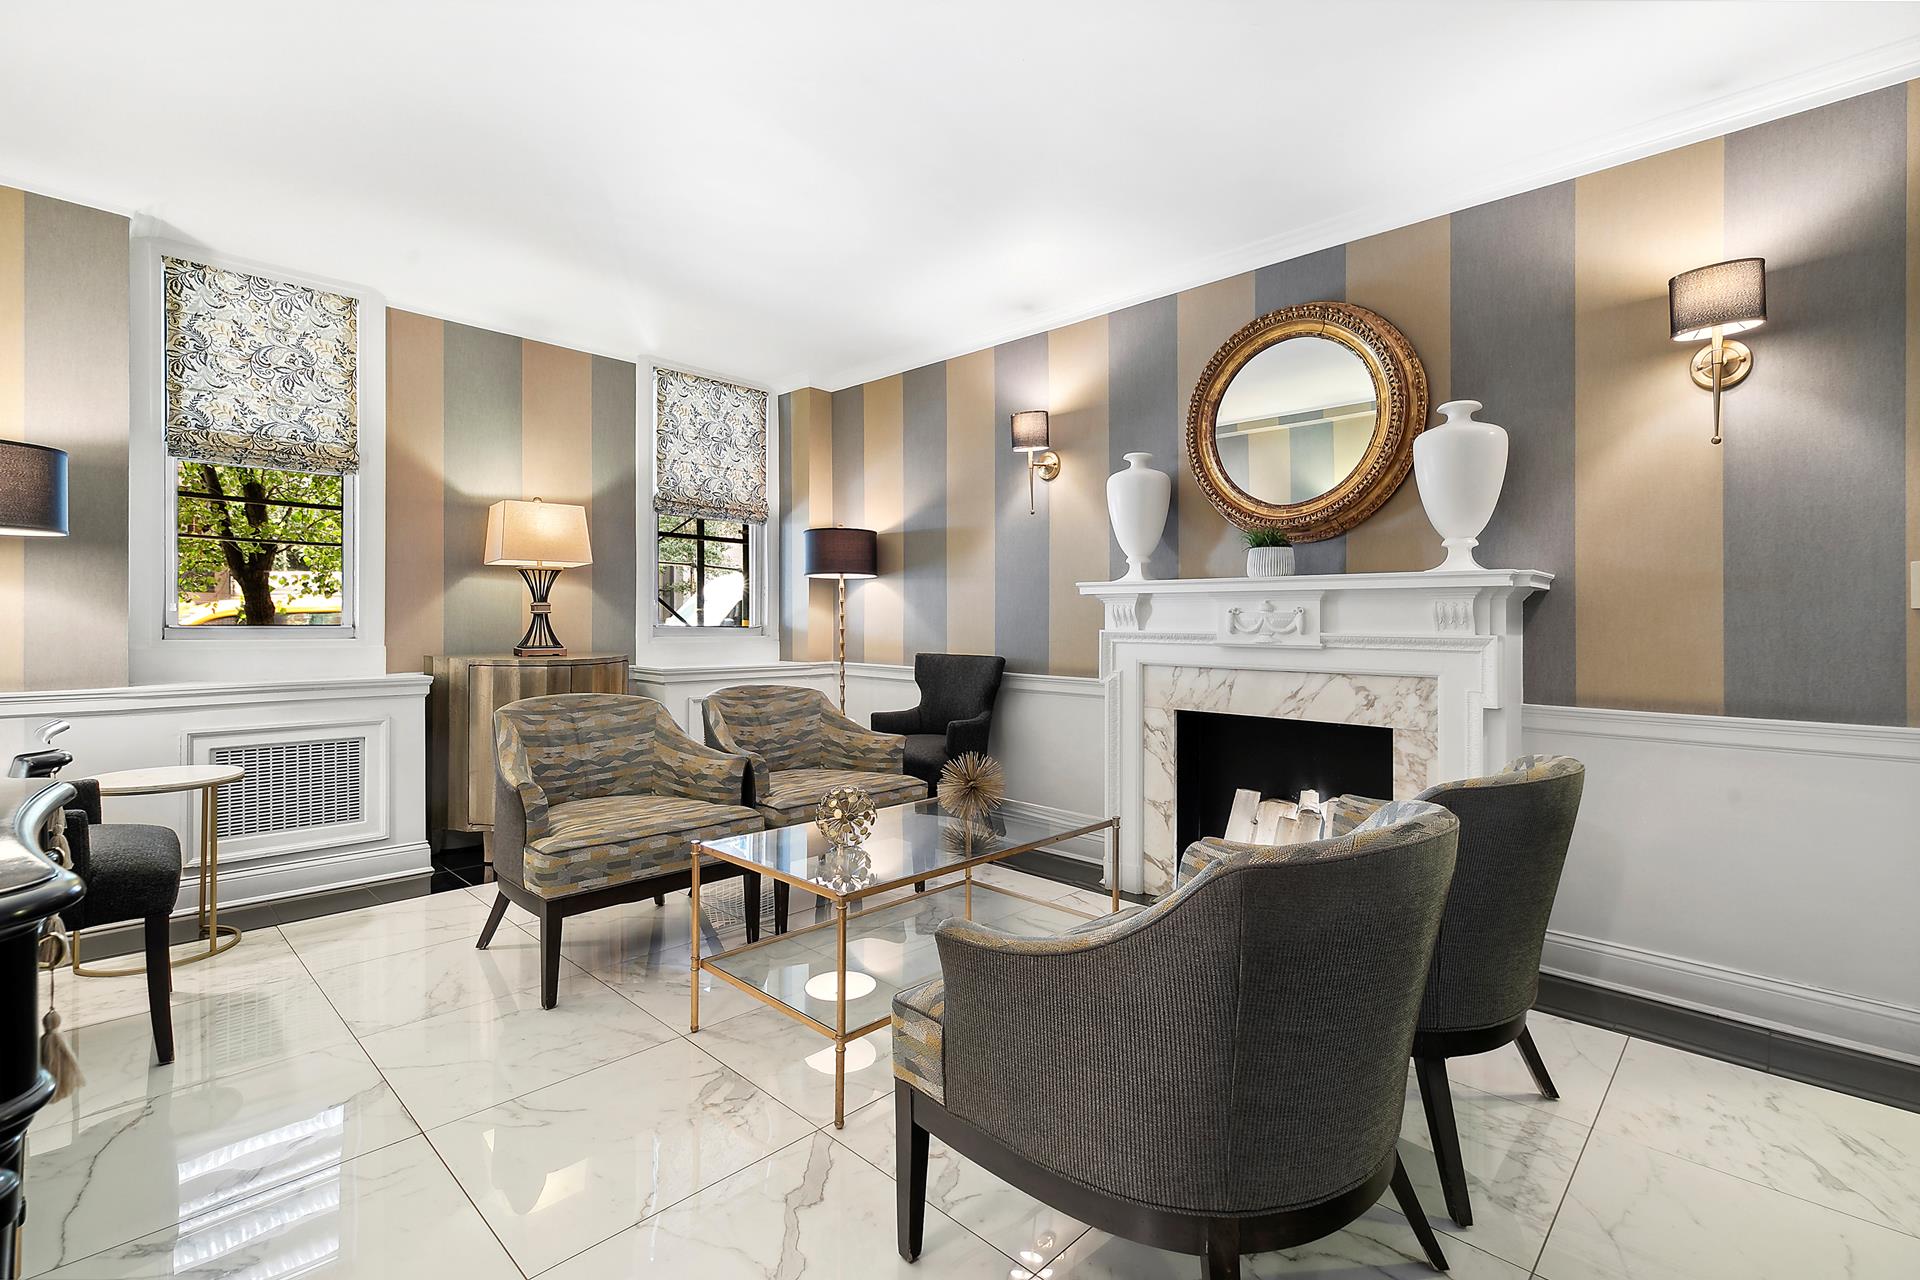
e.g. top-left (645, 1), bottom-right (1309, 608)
top-left (691, 1005), bottom-right (898, 1127)
top-left (425, 1036), bottom-right (815, 1274)
top-left (1047, 1204), bottom-right (1530, 1278)
top-left (22, 1041), bottom-right (417, 1277)
top-left (1595, 1038), bottom-right (1920, 1237)
top-left (1536, 1130), bottom-right (1920, 1280)
top-left (968, 862), bottom-right (1085, 901)
top-left (831, 1093), bottom-right (1089, 1267)
top-left (32, 977), bottom-right (357, 1132)
top-left (307, 928), bottom-right (585, 1037)
top-left (539, 1131), bottom-right (1017, 1279)
top-left (1398, 1074), bottom-right (1589, 1269)
top-left (357, 970), bottom-right (678, 1130)
top-left (586, 929), bottom-right (767, 1029)
top-left (36, 1135), bottom-right (520, 1279)
top-left (278, 888), bottom-right (492, 972)
top-left (39, 927), bottom-right (314, 1032)
top-left (1437, 1012), bottom-right (1628, 1126)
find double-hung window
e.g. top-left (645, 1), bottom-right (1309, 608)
top-left (652, 367), bottom-right (767, 632)
top-left (162, 256), bottom-right (359, 631)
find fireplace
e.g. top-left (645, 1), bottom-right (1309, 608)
top-left (1174, 709), bottom-right (1393, 851)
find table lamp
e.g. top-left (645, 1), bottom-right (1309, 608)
top-left (484, 498), bottom-right (592, 656)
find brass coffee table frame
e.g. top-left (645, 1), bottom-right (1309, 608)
top-left (691, 813), bottom-right (1120, 1127)
top-left (73, 767), bottom-right (244, 977)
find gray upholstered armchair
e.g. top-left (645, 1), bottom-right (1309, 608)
top-left (701, 684), bottom-right (924, 824)
top-left (1328, 754), bottom-right (1586, 1229)
top-left (869, 653), bottom-right (1007, 789)
top-left (478, 693), bottom-right (765, 1008)
top-left (892, 801), bottom-right (1462, 1280)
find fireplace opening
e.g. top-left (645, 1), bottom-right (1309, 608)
top-left (1174, 709), bottom-right (1393, 852)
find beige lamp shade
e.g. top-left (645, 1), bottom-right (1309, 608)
top-left (483, 498), bottom-right (592, 568)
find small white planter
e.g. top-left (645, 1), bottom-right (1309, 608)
top-left (1246, 545), bottom-right (1295, 578)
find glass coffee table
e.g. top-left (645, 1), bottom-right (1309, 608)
top-left (690, 799), bottom-right (1120, 1126)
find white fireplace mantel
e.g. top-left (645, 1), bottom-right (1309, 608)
top-left (1077, 569), bottom-right (1551, 895)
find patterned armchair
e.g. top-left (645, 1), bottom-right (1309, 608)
top-left (892, 801), bottom-right (1462, 1279)
top-left (1322, 755), bottom-right (1587, 1229)
top-left (701, 685), bottom-right (924, 824)
top-left (478, 693), bottom-right (765, 1008)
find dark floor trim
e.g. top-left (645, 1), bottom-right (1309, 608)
top-left (1536, 972), bottom-right (1920, 1114)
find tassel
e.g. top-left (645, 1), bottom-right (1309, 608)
top-left (41, 1007), bottom-right (84, 1101)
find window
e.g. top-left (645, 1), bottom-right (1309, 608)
top-left (161, 254), bottom-right (359, 633)
top-left (652, 367), bottom-right (768, 633)
top-left (655, 515), bottom-right (751, 628)
top-left (173, 461), bottom-right (346, 627)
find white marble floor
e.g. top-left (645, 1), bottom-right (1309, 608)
top-left (25, 869), bottom-right (1920, 1279)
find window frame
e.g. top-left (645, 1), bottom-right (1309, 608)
top-left (649, 512), bottom-right (765, 637)
top-left (163, 459), bottom-right (358, 636)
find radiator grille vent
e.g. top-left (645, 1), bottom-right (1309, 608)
top-left (211, 738), bottom-right (365, 839)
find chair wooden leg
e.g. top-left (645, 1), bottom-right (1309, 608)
top-left (895, 1082), bottom-right (928, 1262)
top-left (476, 891), bottom-right (510, 949)
top-left (539, 907), bottom-right (561, 1009)
top-left (144, 915), bottom-right (174, 1066)
top-left (1414, 1055), bottom-right (1472, 1227)
top-left (1515, 1026), bottom-right (1559, 1100)
top-left (1204, 1219), bottom-right (1241, 1279)
top-left (1389, 1153), bottom-right (1450, 1272)
top-left (773, 880), bottom-right (789, 935)
top-left (743, 874), bottom-right (761, 944)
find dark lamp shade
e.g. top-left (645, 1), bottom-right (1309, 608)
top-left (1010, 410), bottom-right (1050, 452)
top-left (0, 441), bottom-right (68, 537)
top-left (1669, 258), bottom-right (1767, 342)
top-left (804, 526), bottom-right (877, 579)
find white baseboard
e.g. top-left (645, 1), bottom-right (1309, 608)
top-left (999, 798), bottom-right (1110, 868)
top-left (189, 839), bottom-right (435, 911)
top-left (1542, 928), bottom-right (1920, 1065)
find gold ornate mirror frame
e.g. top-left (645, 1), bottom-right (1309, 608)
top-left (1185, 300), bottom-right (1428, 542)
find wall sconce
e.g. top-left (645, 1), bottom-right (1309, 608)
top-left (1010, 410), bottom-right (1060, 515)
top-left (1669, 257), bottom-right (1767, 446)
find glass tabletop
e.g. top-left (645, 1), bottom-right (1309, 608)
top-left (695, 797), bottom-right (1113, 902)
top-left (706, 880), bottom-right (1098, 1035)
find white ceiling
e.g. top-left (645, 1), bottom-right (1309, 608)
top-left (5, 2), bottom-right (1920, 393)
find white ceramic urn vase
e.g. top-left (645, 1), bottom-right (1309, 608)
top-left (1413, 399), bottom-right (1509, 572)
top-left (1107, 452), bottom-right (1172, 581)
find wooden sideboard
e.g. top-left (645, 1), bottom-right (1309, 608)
top-left (425, 653), bottom-right (630, 848)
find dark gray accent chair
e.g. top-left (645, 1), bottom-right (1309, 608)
top-left (58, 779), bottom-right (179, 1064)
top-left (892, 800), bottom-right (1462, 1279)
top-left (1329, 754), bottom-right (1586, 1229)
top-left (870, 653), bottom-right (1007, 790)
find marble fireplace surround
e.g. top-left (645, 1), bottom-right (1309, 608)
top-left (1080, 569), bottom-right (1551, 896)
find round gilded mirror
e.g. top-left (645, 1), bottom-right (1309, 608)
top-left (1186, 301), bottom-right (1427, 541)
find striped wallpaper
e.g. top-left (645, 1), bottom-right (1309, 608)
top-left (0, 184), bottom-right (129, 692)
top-left (386, 311), bottom-right (637, 670)
top-left (781, 81), bottom-right (1920, 729)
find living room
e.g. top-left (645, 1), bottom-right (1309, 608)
top-left (2, 4), bottom-right (1918, 1279)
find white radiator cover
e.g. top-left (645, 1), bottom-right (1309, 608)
top-left (211, 736), bottom-right (367, 840)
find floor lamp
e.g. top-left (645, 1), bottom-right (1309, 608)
top-left (803, 526), bottom-right (877, 710)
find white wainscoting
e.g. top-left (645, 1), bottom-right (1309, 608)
top-left (634, 658), bottom-right (1919, 1062)
top-left (1525, 704), bottom-right (1920, 1064)
top-left (0, 674), bottom-right (431, 910)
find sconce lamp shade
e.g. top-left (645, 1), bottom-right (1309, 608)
top-left (0, 441), bottom-right (68, 537)
top-left (803, 526), bottom-right (877, 579)
top-left (483, 498), bottom-right (592, 567)
top-left (1670, 258), bottom-right (1767, 342)
top-left (1010, 410), bottom-right (1051, 452)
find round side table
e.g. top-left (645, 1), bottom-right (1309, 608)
top-left (74, 763), bottom-right (246, 977)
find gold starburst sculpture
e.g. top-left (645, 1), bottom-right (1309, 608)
top-left (938, 752), bottom-right (1006, 822)
top-left (815, 785), bottom-right (877, 849)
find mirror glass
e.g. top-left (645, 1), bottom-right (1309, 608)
top-left (1212, 334), bottom-right (1378, 506)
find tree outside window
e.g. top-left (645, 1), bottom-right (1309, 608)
top-left (174, 460), bottom-right (346, 627)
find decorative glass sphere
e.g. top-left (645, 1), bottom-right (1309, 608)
top-left (815, 785), bottom-right (877, 849)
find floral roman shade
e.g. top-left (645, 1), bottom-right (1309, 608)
top-left (163, 256), bottom-right (359, 474)
top-left (653, 367), bottom-right (768, 523)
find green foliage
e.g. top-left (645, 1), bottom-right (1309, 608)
top-left (176, 462), bottom-right (344, 626)
top-left (1241, 527), bottom-right (1292, 549)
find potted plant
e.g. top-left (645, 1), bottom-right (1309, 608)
top-left (1243, 527), bottom-right (1295, 578)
